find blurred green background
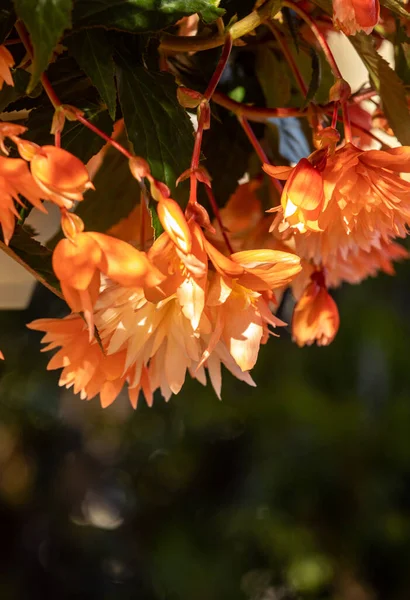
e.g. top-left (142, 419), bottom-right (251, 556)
top-left (1, 263), bottom-right (410, 600)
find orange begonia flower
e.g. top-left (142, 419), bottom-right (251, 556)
top-left (0, 45), bottom-right (14, 90)
top-left (27, 315), bottom-right (130, 409)
top-left (333, 0), bottom-right (380, 35)
top-left (157, 196), bottom-right (192, 254)
top-left (53, 232), bottom-right (164, 336)
top-left (28, 145), bottom-right (94, 209)
top-left (292, 272), bottom-right (340, 347)
top-left (294, 144), bottom-right (410, 263)
top-left (0, 156), bottom-right (46, 244)
top-left (324, 239), bottom-right (408, 288)
top-left (264, 157), bottom-right (325, 234)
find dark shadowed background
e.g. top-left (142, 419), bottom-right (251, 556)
top-left (0, 260), bottom-right (409, 600)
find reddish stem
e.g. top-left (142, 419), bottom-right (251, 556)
top-left (204, 185), bottom-right (234, 254)
top-left (54, 129), bottom-right (61, 148)
top-left (189, 34), bottom-right (233, 204)
top-left (281, 1), bottom-right (353, 145)
top-left (266, 22), bottom-right (308, 97)
top-left (204, 33), bottom-right (233, 100)
top-left (331, 103), bottom-right (338, 129)
top-left (341, 102), bottom-right (352, 143)
top-left (213, 91), bottom-right (307, 120)
top-left (75, 113), bottom-right (133, 160)
top-left (282, 1), bottom-right (342, 79)
top-left (239, 117), bottom-right (283, 194)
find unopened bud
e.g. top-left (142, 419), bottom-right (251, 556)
top-left (62, 104), bottom-right (82, 121)
top-left (313, 127), bottom-right (340, 151)
top-left (61, 210), bottom-right (85, 241)
top-left (150, 178), bottom-right (171, 202)
top-left (129, 156), bottom-right (151, 181)
top-left (15, 139), bottom-right (40, 161)
top-left (199, 101), bottom-right (211, 130)
top-left (185, 201), bottom-right (215, 233)
top-left (329, 78), bottom-right (351, 103)
top-left (51, 107), bottom-right (65, 135)
top-left (177, 87), bottom-right (203, 109)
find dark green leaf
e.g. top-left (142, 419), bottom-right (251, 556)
top-left (255, 47), bottom-right (291, 107)
top-left (72, 0), bottom-right (223, 32)
top-left (0, 68), bottom-right (30, 112)
top-left (202, 107), bottom-right (251, 206)
top-left (350, 34), bottom-right (410, 145)
top-left (148, 200), bottom-right (164, 239)
top-left (0, 0), bottom-right (15, 45)
top-left (116, 58), bottom-right (193, 204)
top-left (24, 103), bottom-right (113, 163)
top-left (66, 29), bottom-right (117, 119)
top-left (349, 33), bottom-right (379, 86)
top-left (378, 55), bottom-right (410, 145)
top-left (13, 0), bottom-right (73, 92)
top-left (304, 48), bottom-right (321, 106)
top-left (293, 46), bottom-right (333, 105)
top-left (74, 132), bottom-right (140, 234)
top-left (1, 225), bottom-right (61, 296)
top-left (380, 0), bottom-right (410, 19)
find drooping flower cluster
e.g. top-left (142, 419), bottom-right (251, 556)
top-left (263, 137), bottom-right (410, 346)
top-left (0, 0), bottom-right (408, 408)
top-left (29, 189), bottom-right (301, 407)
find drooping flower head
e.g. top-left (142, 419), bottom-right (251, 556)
top-left (333, 0), bottom-right (380, 35)
top-left (292, 271), bottom-right (340, 347)
top-left (0, 45), bottom-right (14, 90)
top-left (264, 152), bottom-right (326, 234)
top-left (294, 144), bottom-right (410, 263)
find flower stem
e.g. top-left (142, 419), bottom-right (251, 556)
top-left (213, 91), bottom-right (308, 120)
top-left (266, 21), bottom-right (308, 97)
top-left (204, 185), bottom-right (234, 255)
top-left (160, 0), bottom-right (281, 53)
top-left (75, 113), bottom-right (133, 160)
top-left (189, 34), bottom-right (233, 204)
top-left (281, 1), bottom-right (353, 144)
top-left (204, 33), bottom-right (233, 100)
top-left (239, 117), bottom-right (283, 194)
top-left (282, 1), bottom-right (342, 79)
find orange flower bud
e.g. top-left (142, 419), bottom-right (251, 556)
top-left (292, 273), bottom-right (340, 347)
top-left (177, 86), bottom-right (203, 109)
top-left (0, 45), bottom-right (14, 90)
top-left (129, 156), bottom-right (151, 181)
top-left (157, 196), bottom-right (192, 254)
top-left (271, 158), bottom-right (325, 233)
top-left (61, 210), bottom-right (85, 240)
top-left (329, 78), bottom-right (351, 103)
top-left (333, 0), bottom-right (380, 35)
top-left (30, 146), bottom-right (94, 209)
top-left (15, 139), bottom-right (40, 162)
top-left (0, 122), bottom-right (26, 155)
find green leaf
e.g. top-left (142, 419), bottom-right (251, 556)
top-left (72, 0), bottom-right (223, 32)
top-left (0, 0), bottom-right (15, 45)
top-left (0, 225), bottom-right (61, 297)
top-left (304, 48), bottom-right (321, 106)
top-left (202, 107), bottom-right (251, 206)
top-left (24, 103), bottom-right (113, 163)
top-left (378, 55), bottom-right (410, 145)
top-left (148, 200), bottom-right (164, 239)
top-left (0, 68), bottom-right (30, 112)
top-left (116, 58), bottom-right (193, 204)
top-left (380, 0), bottom-right (410, 19)
top-left (350, 33), bottom-right (410, 145)
top-left (66, 29), bottom-right (117, 119)
top-left (255, 47), bottom-right (291, 107)
top-left (13, 0), bottom-right (73, 93)
top-left (74, 131), bottom-right (140, 234)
